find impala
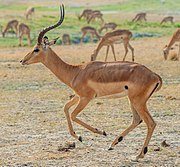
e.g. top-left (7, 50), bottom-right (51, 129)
top-left (62, 33), bottom-right (71, 45)
top-left (132, 12), bottom-right (147, 22)
top-left (20, 5), bottom-right (162, 161)
top-left (160, 16), bottom-right (174, 25)
top-left (25, 7), bottom-right (35, 20)
top-left (91, 29), bottom-right (134, 62)
top-left (99, 22), bottom-right (117, 34)
top-left (80, 26), bottom-right (100, 43)
top-left (78, 9), bottom-right (93, 21)
top-left (87, 10), bottom-right (104, 24)
top-left (2, 19), bottom-right (18, 37)
top-left (163, 28), bottom-right (180, 60)
top-left (18, 23), bottom-right (31, 47)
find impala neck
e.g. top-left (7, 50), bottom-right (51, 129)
top-left (42, 48), bottom-right (80, 87)
top-left (94, 40), bottom-right (104, 55)
top-left (166, 37), bottom-right (176, 49)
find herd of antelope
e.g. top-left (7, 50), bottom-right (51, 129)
top-left (19, 4), bottom-right (180, 161)
top-left (1, 7), bottom-right (34, 46)
top-left (1, 6), bottom-right (180, 61)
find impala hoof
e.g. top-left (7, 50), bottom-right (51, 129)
top-left (108, 147), bottom-right (114, 151)
top-left (78, 136), bottom-right (82, 142)
top-left (103, 130), bottom-right (107, 136)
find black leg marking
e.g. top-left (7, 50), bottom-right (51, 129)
top-left (78, 136), bottom-right (82, 142)
top-left (118, 136), bottom-right (123, 142)
top-left (125, 85), bottom-right (128, 90)
top-left (144, 147), bottom-right (148, 154)
top-left (139, 120), bottom-right (143, 124)
top-left (103, 130), bottom-right (107, 136)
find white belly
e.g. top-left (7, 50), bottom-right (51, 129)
top-left (88, 80), bottom-right (128, 99)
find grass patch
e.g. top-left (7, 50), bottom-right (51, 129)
top-left (0, 0), bottom-right (180, 48)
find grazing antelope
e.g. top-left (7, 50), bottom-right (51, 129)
top-left (91, 29), bottom-right (134, 62)
top-left (160, 16), bottom-right (174, 25)
top-left (20, 5), bottom-right (163, 161)
top-left (132, 12), bottom-right (147, 22)
top-left (18, 23), bottom-right (31, 47)
top-left (99, 22), bottom-right (117, 34)
top-left (78, 9), bottom-right (93, 21)
top-left (80, 26), bottom-right (100, 43)
top-left (25, 7), bottom-right (35, 20)
top-left (62, 33), bottom-right (71, 45)
top-left (2, 19), bottom-right (18, 37)
top-left (163, 28), bottom-right (180, 60)
top-left (87, 10), bottom-right (104, 24)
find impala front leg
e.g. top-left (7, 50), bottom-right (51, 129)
top-left (63, 95), bottom-right (80, 140)
top-left (71, 97), bottom-right (107, 141)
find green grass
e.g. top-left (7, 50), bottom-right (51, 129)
top-left (0, 0), bottom-right (180, 48)
top-left (92, 0), bottom-right (180, 13)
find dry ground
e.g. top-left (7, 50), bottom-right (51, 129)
top-left (0, 36), bottom-right (180, 166)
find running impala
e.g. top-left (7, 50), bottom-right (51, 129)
top-left (20, 5), bottom-right (162, 161)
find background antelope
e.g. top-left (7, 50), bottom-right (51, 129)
top-left (99, 22), bottom-right (117, 34)
top-left (163, 28), bottom-right (180, 60)
top-left (160, 16), bottom-right (174, 25)
top-left (78, 9), bottom-right (92, 21)
top-left (80, 26), bottom-right (100, 43)
top-left (25, 7), bottom-right (35, 20)
top-left (20, 5), bottom-right (162, 161)
top-left (91, 29), bottom-right (134, 62)
top-left (132, 12), bottom-right (147, 22)
top-left (87, 10), bottom-right (104, 24)
top-left (2, 19), bottom-right (18, 37)
top-left (18, 23), bottom-right (31, 47)
top-left (62, 33), bottom-right (71, 45)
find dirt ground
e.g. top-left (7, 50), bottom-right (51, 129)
top-left (0, 36), bottom-right (180, 166)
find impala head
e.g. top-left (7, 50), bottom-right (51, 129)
top-left (20, 4), bottom-right (64, 65)
top-left (163, 45), bottom-right (174, 60)
top-left (163, 45), bottom-right (169, 60)
top-left (90, 51), bottom-right (97, 61)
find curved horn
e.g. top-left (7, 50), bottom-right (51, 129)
top-left (37, 4), bottom-right (65, 44)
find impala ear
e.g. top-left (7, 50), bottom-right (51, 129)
top-left (48, 37), bottom-right (59, 46)
top-left (42, 36), bottom-right (49, 48)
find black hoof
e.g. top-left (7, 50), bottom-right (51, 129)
top-left (78, 136), bottom-right (82, 142)
top-left (103, 130), bottom-right (107, 136)
top-left (108, 147), bottom-right (114, 151)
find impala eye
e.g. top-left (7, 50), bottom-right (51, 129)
top-left (34, 48), bottom-right (40, 52)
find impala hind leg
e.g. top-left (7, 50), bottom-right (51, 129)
top-left (109, 104), bottom-right (142, 150)
top-left (133, 102), bottom-right (156, 161)
top-left (19, 35), bottom-right (22, 46)
top-left (64, 95), bottom-right (79, 140)
top-left (122, 42), bottom-right (128, 61)
top-left (71, 97), bottom-right (107, 141)
top-left (128, 43), bottom-right (134, 61)
top-left (80, 33), bottom-right (86, 43)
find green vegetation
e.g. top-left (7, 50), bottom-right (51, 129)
top-left (92, 0), bottom-right (180, 13)
top-left (0, 0), bottom-right (180, 48)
